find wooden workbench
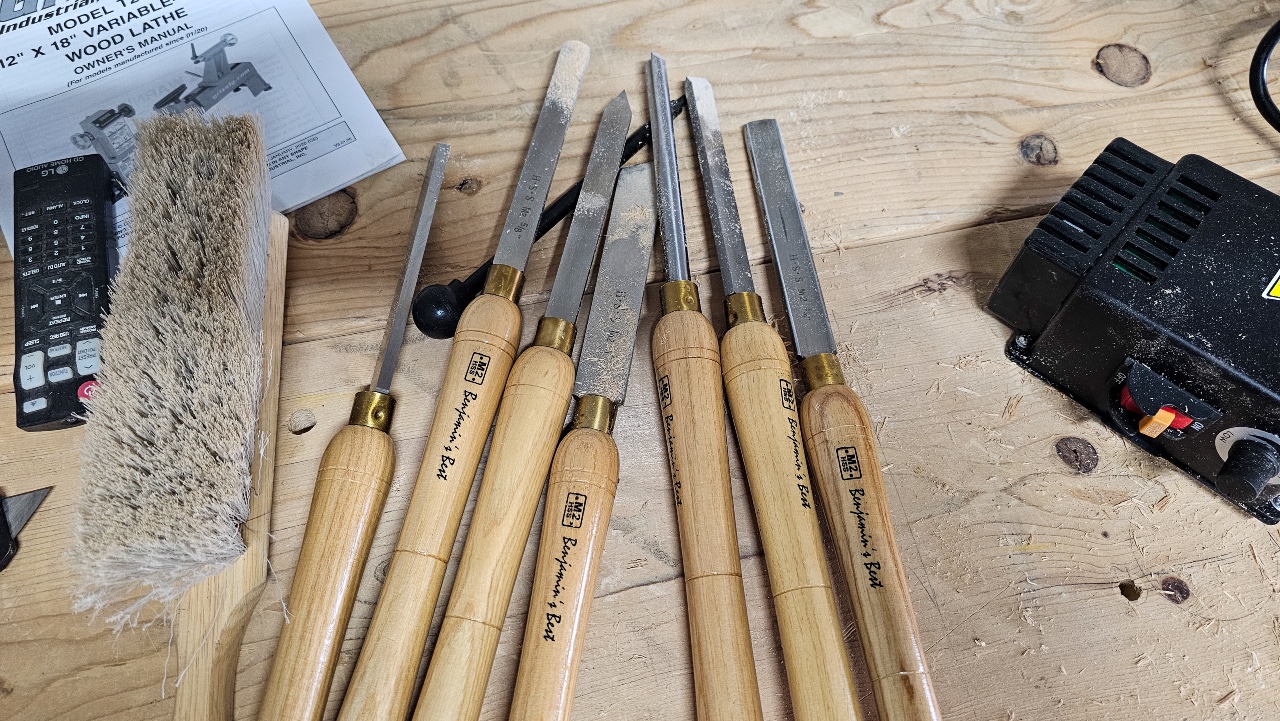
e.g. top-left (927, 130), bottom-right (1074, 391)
top-left (3, 1), bottom-right (1280, 719)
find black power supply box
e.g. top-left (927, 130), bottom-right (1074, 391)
top-left (989, 138), bottom-right (1280, 524)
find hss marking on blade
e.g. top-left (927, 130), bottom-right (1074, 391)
top-left (373, 143), bottom-right (450, 394)
top-left (494, 40), bottom-right (591, 272)
top-left (686, 76), bottom-right (754, 296)
top-left (545, 92), bottom-right (632, 324)
top-left (744, 120), bottom-right (837, 359)
top-left (574, 163), bottom-right (657, 405)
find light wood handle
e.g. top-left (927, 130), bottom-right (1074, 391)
top-left (507, 426), bottom-right (619, 721)
top-left (802, 382), bottom-right (941, 721)
top-left (413, 344), bottom-right (576, 721)
top-left (258, 424), bottom-right (396, 721)
top-left (174, 212), bottom-right (289, 721)
top-left (338, 293), bottom-right (520, 721)
top-left (720, 320), bottom-right (862, 721)
top-left (651, 309), bottom-right (764, 721)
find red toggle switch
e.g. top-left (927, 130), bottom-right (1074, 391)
top-left (1120, 386), bottom-right (1194, 435)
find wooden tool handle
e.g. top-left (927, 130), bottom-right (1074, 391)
top-left (413, 344), bottom-right (576, 721)
top-left (507, 426), bottom-right (619, 721)
top-left (338, 293), bottom-right (520, 721)
top-left (258, 424), bottom-right (396, 721)
top-left (174, 212), bottom-right (289, 721)
top-left (651, 308), bottom-right (764, 721)
top-left (802, 382), bottom-right (941, 721)
top-left (720, 321), bottom-right (862, 721)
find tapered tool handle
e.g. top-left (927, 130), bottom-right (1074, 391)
top-left (651, 308), bottom-right (764, 721)
top-left (338, 293), bottom-right (521, 721)
top-left (259, 423), bottom-right (396, 721)
top-left (720, 321), bottom-right (861, 721)
top-left (413, 344), bottom-right (576, 721)
top-left (507, 427), bottom-right (619, 721)
top-left (802, 382), bottom-right (941, 721)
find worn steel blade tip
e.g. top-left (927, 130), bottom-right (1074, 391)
top-left (743, 120), bottom-right (837, 358)
top-left (372, 143), bottom-right (450, 393)
top-left (646, 54), bottom-right (689, 282)
top-left (685, 76), bottom-right (754, 296)
top-left (545, 92), bottom-right (633, 324)
top-left (4, 486), bottom-right (51, 538)
top-left (574, 163), bottom-right (657, 406)
top-left (494, 41), bottom-right (591, 272)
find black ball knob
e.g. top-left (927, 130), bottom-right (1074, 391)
top-left (1217, 438), bottom-right (1280, 504)
top-left (412, 282), bottom-right (464, 340)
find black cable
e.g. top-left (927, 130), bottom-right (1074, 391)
top-left (1249, 17), bottom-right (1280, 134)
top-left (411, 95), bottom-right (688, 339)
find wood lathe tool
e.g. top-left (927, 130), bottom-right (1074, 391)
top-left (336, 41), bottom-right (591, 721)
top-left (645, 53), bottom-right (764, 721)
top-left (745, 118), bottom-right (942, 721)
top-left (686, 76), bottom-right (862, 721)
top-left (507, 161), bottom-right (657, 721)
top-left (258, 143), bottom-right (450, 721)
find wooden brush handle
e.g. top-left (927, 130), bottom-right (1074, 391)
top-left (802, 382), bottom-right (940, 721)
top-left (338, 294), bottom-right (520, 721)
top-left (174, 212), bottom-right (289, 721)
top-left (507, 426), bottom-right (619, 721)
top-left (258, 424), bottom-right (396, 721)
top-left (412, 344), bottom-right (576, 721)
top-left (720, 321), bottom-right (861, 721)
top-left (651, 309), bottom-right (764, 721)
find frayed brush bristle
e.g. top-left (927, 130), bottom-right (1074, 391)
top-left (73, 112), bottom-right (271, 629)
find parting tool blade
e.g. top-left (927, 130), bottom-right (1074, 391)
top-left (743, 120), bottom-right (837, 359)
top-left (493, 40), bottom-right (591, 271)
top-left (686, 76), bottom-right (754, 296)
top-left (574, 163), bottom-right (657, 405)
top-left (371, 143), bottom-right (450, 393)
top-left (544, 92), bottom-right (632, 323)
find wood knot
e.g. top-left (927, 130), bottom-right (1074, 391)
top-left (1019, 134), bottom-right (1059, 166)
top-left (1093, 44), bottom-right (1151, 87)
top-left (292, 188), bottom-right (357, 240)
top-left (287, 409), bottom-right (317, 435)
top-left (1118, 579), bottom-right (1142, 601)
top-left (1055, 436), bottom-right (1098, 474)
top-left (1160, 576), bottom-right (1191, 604)
top-left (374, 557), bottom-right (391, 583)
top-left (455, 177), bottom-right (483, 195)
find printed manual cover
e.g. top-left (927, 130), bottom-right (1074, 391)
top-left (0, 0), bottom-right (405, 252)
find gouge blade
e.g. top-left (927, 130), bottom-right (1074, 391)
top-left (545, 92), bottom-right (631, 324)
top-left (493, 40), bottom-right (591, 271)
top-left (686, 76), bottom-right (754, 296)
top-left (646, 53), bottom-right (689, 282)
top-left (574, 163), bottom-right (657, 405)
top-left (372, 143), bottom-right (450, 393)
top-left (744, 120), bottom-right (837, 359)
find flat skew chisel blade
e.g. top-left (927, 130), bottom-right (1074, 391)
top-left (544, 92), bottom-right (632, 324)
top-left (685, 76), bottom-right (754, 296)
top-left (574, 163), bottom-right (657, 405)
top-left (743, 120), bottom-right (837, 359)
top-left (493, 40), bottom-right (591, 272)
top-left (371, 143), bottom-right (450, 394)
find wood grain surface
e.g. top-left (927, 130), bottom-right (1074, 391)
top-left (4, 1), bottom-right (1280, 720)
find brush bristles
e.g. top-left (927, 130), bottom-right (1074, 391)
top-left (74, 113), bottom-right (271, 628)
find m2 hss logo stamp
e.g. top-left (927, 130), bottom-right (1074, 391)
top-left (464, 351), bottom-right (490, 384)
top-left (837, 446), bottom-right (863, 480)
top-left (780, 379), bottom-right (796, 411)
top-left (561, 492), bottom-right (587, 528)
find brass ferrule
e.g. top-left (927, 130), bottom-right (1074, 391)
top-left (534, 316), bottom-right (575, 354)
top-left (660, 280), bottom-right (701, 314)
top-left (802, 353), bottom-right (846, 390)
top-left (350, 390), bottom-right (395, 432)
top-left (574, 394), bottom-right (615, 433)
top-left (725, 291), bottom-right (765, 328)
top-left (483, 263), bottom-right (523, 302)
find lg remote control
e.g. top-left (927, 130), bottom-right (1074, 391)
top-left (12, 155), bottom-right (116, 431)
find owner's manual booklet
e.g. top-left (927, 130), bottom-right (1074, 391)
top-left (0, 0), bottom-right (405, 253)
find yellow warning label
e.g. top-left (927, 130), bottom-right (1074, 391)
top-left (1267, 270), bottom-right (1280, 300)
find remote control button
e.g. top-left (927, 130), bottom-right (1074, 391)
top-left (45, 312), bottom-right (72, 329)
top-left (70, 198), bottom-right (94, 208)
top-left (73, 232), bottom-right (95, 244)
top-left (20, 266), bottom-right (41, 279)
top-left (21, 242), bottom-right (39, 256)
top-left (19, 233), bottom-right (37, 245)
top-left (76, 323), bottom-right (98, 337)
top-left (47, 216), bottom-right (63, 227)
top-left (72, 211), bottom-right (93, 223)
top-left (43, 274), bottom-right (69, 288)
top-left (76, 338), bottom-right (101, 375)
top-left (73, 255), bottom-right (94, 267)
top-left (47, 226), bottom-right (65, 238)
top-left (78, 380), bottom-right (99, 401)
top-left (45, 291), bottom-right (70, 311)
top-left (49, 237), bottom-right (67, 249)
top-left (21, 337), bottom-right (41, 350)
top-left (22, 397), bottom-right (48, 414)
top-left (48, 343), bottom-right (72, 358)
top-left (19, 222), bottom-right (40, 234)
top-left (74, 243), bottom-right (96, 254)
top-left (19, 207), bottom-right (38, 219)
top-left (22, 288), bottom-right (43, 320)
top-left (19, 351), bottom-right (45, 390)
top-left (45, 260), bottom-right (69, 273)
top-left (73, 278), bottom-right (95, 315)
top-left (20, 254), bottom-right (41, 267)
top-left (75, 225), bottom-right (95, 235)
top-left (48, 329), bottom-right (72, 343)
top-left (43, 201), bottom-right (67, 213)
top-left (47, 367), bottom-right (73, 383)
